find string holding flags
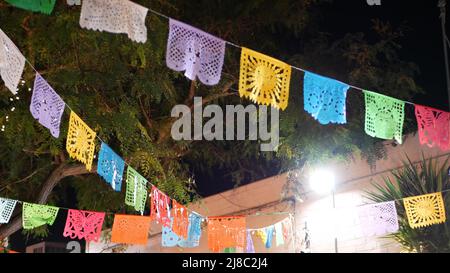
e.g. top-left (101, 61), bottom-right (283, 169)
top-left (79, 0), bottom-right (149, 43)
top-left (166, 19), bottom-right (226, 86)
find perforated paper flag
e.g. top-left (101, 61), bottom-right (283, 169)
top-left (357, 201), bottom-right (399, 237)
top-left (97, 143), bottom-right (125, 192)
top-left (172, 200), bottom-right (189, 239)
top-left (162, 218), bottom-right (181, 247)
top-left (80, 0), bottom-right (148, 43)
top-left (67, 0), bottom-right (81, 5)
top-left (111, 214), bottom-right (151, 245)
top-left (239, 47), bottom-right (292, 110)
top-left (415, 105), bottom-right (450, 151)
top-left (364, 91), bottom-right (405, 144)
top-left (207, 216), bottom-right (246, 253)
top-left (22, 203), bottom-right (59, 230)
top-left (0, 198), bottom-right (17, 224)
top-left (5, 0), bottom-right (56, 14)
top-left (403, 193), bottom-right (446, 229)
top-left (166, 19), bottom-right (226, 86)
top-left (125, 167), bottom-right (148, 214)
top-left (150, 186), bottom-right (171, 227)
top-left (304, 72), bottom-right (350, 125)
top-left (66, 111), bottom-right (97, 171)
top-left (63, 209), bottom-right (105, 242)
top-left (0, 28), bottom-right (25, 94)
top-left (274, 222), bottom-right (285, 247)
top-left (30, 73), bottom-right (65, 138)
top-left (246, 230), bottom-right (255, 253)
top-left (178, 213), bottom-right (203, 248)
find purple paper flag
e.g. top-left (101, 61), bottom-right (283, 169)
top-left (30, 73), bottom-right (65, 138)
top-left (246, 230), bottom-right (255, 253)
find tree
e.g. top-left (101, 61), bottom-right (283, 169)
top-left (366, 155), bottom-right (450, 253)
top-left (0, 0), bottom-right (422, 241)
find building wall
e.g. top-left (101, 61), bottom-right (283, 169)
top-left (88, 134), bottom-right (450, 253)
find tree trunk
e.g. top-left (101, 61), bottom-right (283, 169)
top-left (0, 163), bottom-right (97, 240)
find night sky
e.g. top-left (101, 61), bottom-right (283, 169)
top-left (323, 0), bottom-right (448, 110)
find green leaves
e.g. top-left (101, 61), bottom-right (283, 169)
top-left (367, 154), bottom-right (450, 253)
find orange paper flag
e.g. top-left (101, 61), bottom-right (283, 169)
top-left (111, 214), bottom-right (151, 245)
top-left (207, 216), bottom-right (246, 252)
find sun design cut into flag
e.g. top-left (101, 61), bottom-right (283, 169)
top-left (403, 193), bottom-right (446, 229)
top-left (66, 111), bottom-right (97, 171)
top-left (239, 47), bottom-right (292, 110)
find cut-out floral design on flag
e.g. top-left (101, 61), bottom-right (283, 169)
top-left (166, 19), bottom-right (226, 86)
top-left (30, 73), bottom-right (65, 138)
top-left (246, 230), bottom-right (255, 253)
top-left (364, 91), bottom-right (405, 144)
top-left (0, 28), bottom-right (25, 94)
top-left (403, 193), bottom-right (446, 229)
top-left (415, 105), bottom-right (450, 151)
top-left (150, 186), bottom-right (171, 227)
top-left (79, 0), bottom-right (148, 43)
top-left (125, 167), bottom-right (148, 214)
top-left (66, 111), bottom-right (97, 171)
top-left (97, 143), bottom-right (125, 192)
top-left (162, 218), bottom-right (181, 247)
top-left (111, 214), bottom-right (151, 245)
top-left (178, 213), bottom-right (203, 248)
top-left (63, 210), bottom-right (105, 242)
top-left (239, 47), bottom-right (292, 110)
top-left (303, 72), bottom-right (350, 125)
top-left (0, 198), bottom-right (17, 224)
top-left (5, 0), bottom-right (56, 14)
top-left (207, 216), bottom-right (246, 253)
top-left (357, 201), bottom-right (399, 237)
top-left (172, 200), bottom-right (189, 239)
top-left (22, 203), bottom-right (59, 230)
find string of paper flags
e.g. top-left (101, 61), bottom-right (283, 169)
top-left (0, 0), bottom-right (449, 252)
top-left (0, 23), bottom-right (298, 252)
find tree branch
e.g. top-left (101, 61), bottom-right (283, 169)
top-left (0, 163), bottom-right (97, 240)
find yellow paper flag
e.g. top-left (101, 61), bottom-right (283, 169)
top-left (239, 47), bottom-right (292, 110)
top-left (66, 111), bottom-right (97, 171)
top-left (403, 192), bottom-right (446, 229)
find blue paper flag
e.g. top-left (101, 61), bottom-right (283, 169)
top-left (304, 72), bottom-right (350, 125)
top-left (265, 226), bottom-right (275, 248)
top-left (97, 143), bottom-right (125, 192)
top-left (178, 213), bottom-right (203, 248)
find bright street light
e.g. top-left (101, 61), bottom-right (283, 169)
top-left (309, 169), bottom-right (335, 195)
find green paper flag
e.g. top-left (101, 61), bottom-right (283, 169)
top-left (5, 0), bottom-right (56, 15)
top-left (22, 203), bottom-right (59, 230)
top-left (364, 91), bottom-right (405, 144)
top-left (125, 167), bottom-right (148, 214)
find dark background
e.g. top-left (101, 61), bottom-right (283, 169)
top-left (9, 0), bottom-right (450, 252)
